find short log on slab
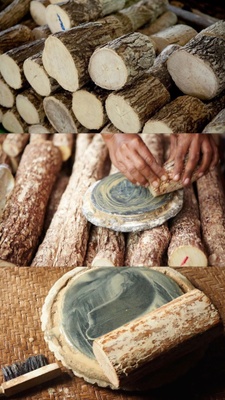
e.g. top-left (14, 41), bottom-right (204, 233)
top-left (32, 134), bottom-right (109, 267)
top-left (0, 141), bottom-right (62, 266)
top-left (0, 25), bottom-right (33, 54)
top-left (46, 0), bottom-right (126, 33)
top-left (72, 84), bottom-right (109, 130)
top-left (167, 21), bottom-right (225, 100)
top-left (0, 39), bottom-right (45, 90)
top-left (0, 0), bottom-right (31, 31)
top-left (3, 133), bottom-right (30, 157)
top-left (138, 10), bottom-right (177, 36)
top-left (105, 75), bottom-right (170, 133)
top-left (202, 108), bottom-right (225, 133)
top-left (52, 133), bottom-right (75, 162)
top-left (2, 107), bottom-right (28, 133)
top-left (23, 51), bottom-right (60, 97)
top-left (168, 185), bottom-right (208, 267)
top-left (0, 79), bottom-right (16, 108)
top-left (16, 88), bottom-right (45, 125)
top-left (197, 167), bottom-right (225, 267)
top-left (88, 32), bottom-right (156, 90)
top-left (43, 92), bottom-right (81, 133)
top-left (30, 0), bottom-right (49, 26)
top-left (93, 289), bottom-right (221, 388)
top-left (143, 95), bottom-right (210, 133)
top-left (150, 24), bottom-right (197, 53)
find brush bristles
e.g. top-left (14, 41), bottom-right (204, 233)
top-left (2, 355), bottom-right (49, 381)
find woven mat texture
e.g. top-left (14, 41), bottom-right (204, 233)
top-left (1, 267), bottom-right (225, 400)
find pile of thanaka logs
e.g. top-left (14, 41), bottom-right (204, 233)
top-left (0, 133), bottom-right (225, 268)
top-left (0, 0), bottom-right (225, 133)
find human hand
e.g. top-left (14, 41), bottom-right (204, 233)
top-left (167, 134), bottom-right (219, 186)
top-left (101, 133), bottom-right (167, 187)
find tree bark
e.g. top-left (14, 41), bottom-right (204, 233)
top-left (89, 32), bottom-right (156, 90)
top-left (93, 289), bottom-right (220, 388)
top-left (2, 107), bottom-right (28, 133)
top-left (143, 95), bottom-right (210, 133)
top-left (23, 51), bottom-right (60, 97)
top-left (138, 10), bottom-right (177, 36)
top-left (0, 79), bottom-right (16, 108)
top-left (0, 39), bottom-right (45, 90)
top-left (0, 0), bottom-right (31, 31)
top-left (16, 88), bottom-right (45, 125)
top-left (151, 24), bottom-right (197, 53)
top-left (105, 75), bottom-right (170, 133)
top-left (0, 25), bottom-right (33, 54)
top-left (52, 133), bottom-right (75, 161)
top-left (0, 164), bottom-right (15, 223)
top-left (3, 133), bottom-right (30, 157)
top-left (202, 108), bottom-right (225, 133)
top-left (0, 141), bottom-right (62, 266)
top-left (91, 227), bottom-right (125, 267)
top-left (197, 167), bottom-right (225, 267)
top-left (168, 185), bottom-right (208, 267)
top-left (32, 134), bottom-right (109, 267)
top-left (30, 0), bottom-right (49, 26)
top-left (43, 92), bottom-right (82, 133)
top-left (72, 83), bottom-right (109, 130)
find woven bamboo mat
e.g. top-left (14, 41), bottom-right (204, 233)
top-left (1, 267), bottom-right (225, 400)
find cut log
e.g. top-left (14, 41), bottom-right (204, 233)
top-left (93, 289), bottom-right (221, 388)
top-left (88, 32), bottom-right (156, 90)
top-left (2, 107), bottom-right (28, 133)
top-left (0, 141), bottom-right (62, 266)
top-left (3, 133), bottom-right (30, 157)
top-left (91, 227), bottom-right (125, 267)
top-left (105, 75), bottom-right (170, 133)
top-left (32, 134), bottom-right (109, 267)
top-left (0, 79), bottom-right (16, 108)
top-left (150, 24), bottom-right (197, 53)
top-left (28, 120), bottom-right (55, 134)
top-left (0, 25), bottom-right (33, 54)
top-left (0, 164), bottom-right (15, 223)
top-left (32, 25), bottom-right (51, 40)
top-left (197, 167), bottom-right (225, 267)
top-left (72, 84), bottom-right (109, 130)
top-left (138, 10), bottom-right (177, 36)
top-left (202, 109), bottom-right (225, 134)
top-left (167, 22), bottom-right (225, 100)
top-left (16, 89), bottom-right (45, 125)
top-left (23, 51), bottom-right (60, 97)
top-left (0, 0), bottom-right (31, 31)
top-left (46, 0), bottom-right (126, 33)
top-left (0, 39), bottom-right (45, 90)
top-left (168, 185), bottom-right (208, 267)
top-left (52, 133), bottom-right (75, 161)
top-left (30, 0), bottom-right (49, 26)
top-left (43, 92), bottom-right (81, 133)
top-left (143, 95), bottom-right (210, 133)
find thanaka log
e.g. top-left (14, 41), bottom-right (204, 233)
top-left (2, 107), bottom-right (28, 133)
top-left (0, 0), bottom-right (31, 31)
top-left (150, 24), bottom-right (197, 53)
top-left (52, 133), bottom-right (75, 161)
top-left (203, 109), bottom-right (225, 134)
top-left (0, 25), bottom-right (33, 54)
top-left (138, 10), bottom-right (177, 35)
top-left (0, 79), bottom-right (16, 108)
top-left (30, 0), bottom-right (49, 26)
top-left (3, 133), bottom-right (30, 157)
top-left (32, 25), bottom-right (51, 40)
top-left (16, 89), bottom-right (45, 125)
top-left (0, 141), bottom-right (62, 266)
top-left (168, 185), bottom-right (208, 267)
top-left (28, 119), bottom-right (55, 134)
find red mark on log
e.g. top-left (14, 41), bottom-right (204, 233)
top-left (181, 256), bottom-right (189, 266)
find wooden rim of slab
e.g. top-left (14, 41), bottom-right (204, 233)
top-left (82, 173), bottom-right (183, 232)
top-left (41, 266), bottom-right (195, 390)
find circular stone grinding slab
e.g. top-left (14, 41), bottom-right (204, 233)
top-left (42, 267), bottom-right (192, 390)
top-left (82, 172), bottom-right (183, 232)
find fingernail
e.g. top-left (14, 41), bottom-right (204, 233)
top-left (198, 172), bottom-right (204, 178)
top-left (136, 182), bottom-right (140, 186)
top-left (152, 180), bottom-right (159, 188)
top-left (173, 174), bottom-right (180, 181)
top-left (161, 175), bottom-right (167, 181)
top-left (184, 178), bottom-right (190, 185)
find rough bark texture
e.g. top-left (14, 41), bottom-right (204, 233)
top-left (23, 51), bottom-right (60, 97)
top-left (138, 10), bottom-right (177, 35)
top-left (143, 95), bottom-right (210, 133)
top-left (0, 141), bottom-right (62, 266)
top-left (168, 185), bottom-right (208, 267)
top-left (0, 164), bottom-right (15, 222)
top-left (16, 89), bottom-right (45, 125)
top-left (52, 133), bottom-right (75, 161)
top-left (91, 227), bottom-right (125, 267)
top-left (3, 133), bottom-right (30, 157)
top-left (151, 24), bottom-right (197, 53)
top-left (0, 0), bottom-right (31, 30)
top-left (93, 289), bottom-right (220, 388)
top-left (0, 39), bottom-right (45, 90)
top-left (197, 167), bottom-right (225, 267)
top-left (2, 107), bottom-right (28, 133)
top-left (0, 24), bottom-right (33, 54)
top-left (43, 92), bottom-right (81, 133)
top-left (105, 75), bottom-right (170, 133)
top-left (203, 108), bottom-right (225, 133)
top-left (32, 134), bottom-right (109, 267)
top-left (0, 79), bottom-right (16, 108)
top-left (89, 32), bottom-right (156, 90)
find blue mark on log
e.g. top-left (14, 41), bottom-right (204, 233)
top-left (57, 13), bottom-right (65, 31)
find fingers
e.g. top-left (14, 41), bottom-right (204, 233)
top-left (171, 134), bottom-right (193, 182)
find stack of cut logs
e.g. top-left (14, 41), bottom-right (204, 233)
top-left (0, 133), bottom-right (225, 268)
top-left (0, 0), bottom-right (225, 133)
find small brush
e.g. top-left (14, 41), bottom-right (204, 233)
top-left (0, 355), bottom-right (61, 397)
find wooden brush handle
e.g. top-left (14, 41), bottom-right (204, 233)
top-left (1, 363), bottom-right (61, 397)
